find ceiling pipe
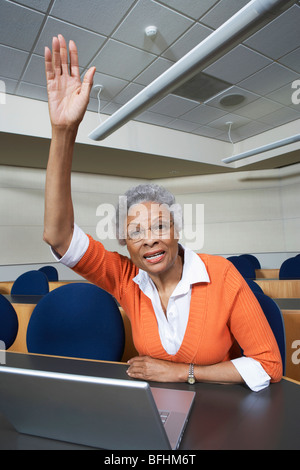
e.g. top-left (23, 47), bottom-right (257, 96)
top-left (222, 134), bottom-right (300, 164)
top-left (88, 0), bottom-right (296, 141)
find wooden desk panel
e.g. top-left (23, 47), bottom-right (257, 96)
top-left (254, 279), bottom-right (300, 298)
top-left (256, 269), bottom-right (279, 279)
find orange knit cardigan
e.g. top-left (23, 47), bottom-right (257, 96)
top-left (72, 235), bottom-right (282, 383)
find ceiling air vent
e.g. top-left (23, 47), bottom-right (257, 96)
top-left (172, 71), bottom-right (231, 103)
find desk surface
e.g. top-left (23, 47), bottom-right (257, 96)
top-left (0, 352), bottom-right (299, 450)
top-left (4, 294), bottom-right (45, 304)
top-left (274, 298), bottom-right (300, 310)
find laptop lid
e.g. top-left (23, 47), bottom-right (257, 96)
top-left (0, 366), bottom-right (194, 450)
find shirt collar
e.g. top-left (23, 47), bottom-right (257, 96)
top-left (133, 245), bottom-right (210, 297)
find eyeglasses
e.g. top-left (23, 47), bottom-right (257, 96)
top-left (127, 220), bottom-right (174, 242)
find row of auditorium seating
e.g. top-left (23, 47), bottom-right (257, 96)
top-left (0, 283), bottom-right (125, 362)
top-left (0, 280), bottom-right (286, 374)
top-left (227, 253), bottom-right (300, 280)
top-left (10, 266), bottom-right (59, 295)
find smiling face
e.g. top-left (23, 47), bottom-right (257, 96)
top-left (125, 201), bottom-right (181, 279)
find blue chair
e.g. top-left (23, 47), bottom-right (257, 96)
top-left (279, 257), bottom-right (300, 280)
top-left (11, 270), bottom-right (49, 295)
top-left (26, 283), bottom-right (125, 362)
top-left (240, 254), bottom-right (261, 270)
top-left (254, 292), bottom-right (286, 374)
top-left (0, 294), bottom-right (19, 349)
top-left (246, 279), bottom-right (264, 295)
top-left (38, 266), bottom-right (59, 282)
top-left (227, 256), bottom-right (256, 280)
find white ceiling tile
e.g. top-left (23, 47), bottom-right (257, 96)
top-left (157, 0), bottom-right (219, 20)
top-left (50, 0), bottom-right (136, 36)
top-left (221, 121), bottom-right (272, 142)
top-left (279, 47), bottom-right (300, 74)
top-left (134, 57), bottom-right (174, 86)
top-left (208, 113), bottom-right (251, 131)
top-left (113, 83), bottom-right (145, 105)
top-left (203, 45), bottom-right (272, 84)
top-left (134, 110), bottom-right (173, 126)
top-left (239, 63), bottom-right (299, 95)
top-left (112, 0), bottom-right (193, 55)
top-left (201, 0), bottom-right (250, 29)
top-left (205, 86), bottom-right (260, 110)
top-left (148, 94), bottom-right (199, 117)
top-left (180, 104), bottom-right (227, 125)
top-left (93, 40), bottom-right (156, 81)
top-left (0, 76), bottom-right (18, 94)
top-left (12, 0), bottom-right (52, 13)
top-left (258, 107), bottom-right (300, 126)
top-left (162, 23), bottom-right (213, 62)
top-left (234, 97), bottom-right (283, 120)
top-left (87, 97), bottom-right (108, 113)
top-left (244, 5), bottom-right (300, 60)
top-left (101, 102), bottom-right (123, 116)
top-left (0, 0), bottom-right (44, 51)
top-left (164, 118), bottom-right (201, 132)
top-left (22, 54), bottom-right (45, 87)
top-left (91, 72), bottom-right (128, 102)
top-left (17, 82), bottom-right (48, 101)
top-left (267, 83), bottom-right (300, 111)
top-left (34, 17), bottom-right (106, 68)
top-left (0, 45), bottom-right (29, 80)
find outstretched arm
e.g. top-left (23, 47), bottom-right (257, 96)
top-left (43, 35), bottom-right (95, 256)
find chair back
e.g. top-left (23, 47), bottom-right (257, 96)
top-left (227, 256), bottom-right (256, 280)
top-left (38, 266), bottom-right (59, 281)
top-left (279, 257), bottom-right (300, 280)
top-left (246, 279), bottom-right (264, 294)
top-left (240, 254), bottom-right (261, 270)
top-left (26, 283), bottom-right (125, 362)
top-left (11, 270), bottom-right (49, 295)
top-left (0, 294), bottom-right (19, 349)
top-left (254, 292), bottom-right (286, 374)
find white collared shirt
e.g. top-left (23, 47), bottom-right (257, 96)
top-left (51, 224), bottom-right (271, 392)
top-left (133, 245), bottom-right (209, 355)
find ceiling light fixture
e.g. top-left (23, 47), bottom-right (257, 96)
top-left (88, 0), bottom-right (295, 141)
top-left (222, 134), bottom-right (300, 164)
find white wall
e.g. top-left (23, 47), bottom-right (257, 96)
top-left (0, 162), bottom-right (299, 281)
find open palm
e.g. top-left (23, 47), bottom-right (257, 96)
top-left (45, 35), bottom-right (95, 129)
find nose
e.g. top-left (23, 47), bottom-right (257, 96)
top-left (142, 228), bottom-right (159, 246)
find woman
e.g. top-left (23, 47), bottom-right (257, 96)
top-left (43, 35), bottom-right (282, 391)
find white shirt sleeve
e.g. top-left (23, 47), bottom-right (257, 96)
top-left (50, 223), bottom-right (89, 268)
top-left (231, 357), bottom-right (271, 392)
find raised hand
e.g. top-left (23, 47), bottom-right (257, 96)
top-left (45, 35), bottom-right (96, 130)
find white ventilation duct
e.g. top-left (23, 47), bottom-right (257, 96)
top-left (88, 0), bottom-right (295, 141)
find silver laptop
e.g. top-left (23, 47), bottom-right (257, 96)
top-left (0, 366), bottom-right (195, 450)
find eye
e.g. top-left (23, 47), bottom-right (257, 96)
top-left (127, 225), bottom-right (142, 239)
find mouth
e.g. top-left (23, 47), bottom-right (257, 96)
top-left (143, 250), bottom-right (166, 264)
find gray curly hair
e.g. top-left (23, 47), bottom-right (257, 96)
top-left (115, 183), bottom-right (183, 246)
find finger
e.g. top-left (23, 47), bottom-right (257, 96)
top-left (58, 34), bottom-right (69, 74)
top-left (80, 66), bottom-right (96, 100)
top-left (44, 46), bottom-right (54, 81)
top-left (52, 36), bottom-right (62, 76)
top-left (69, 39), bottom-right (80, 78)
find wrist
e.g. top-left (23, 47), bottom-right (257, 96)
top-left (51, 124), bottom-right (79, 140)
